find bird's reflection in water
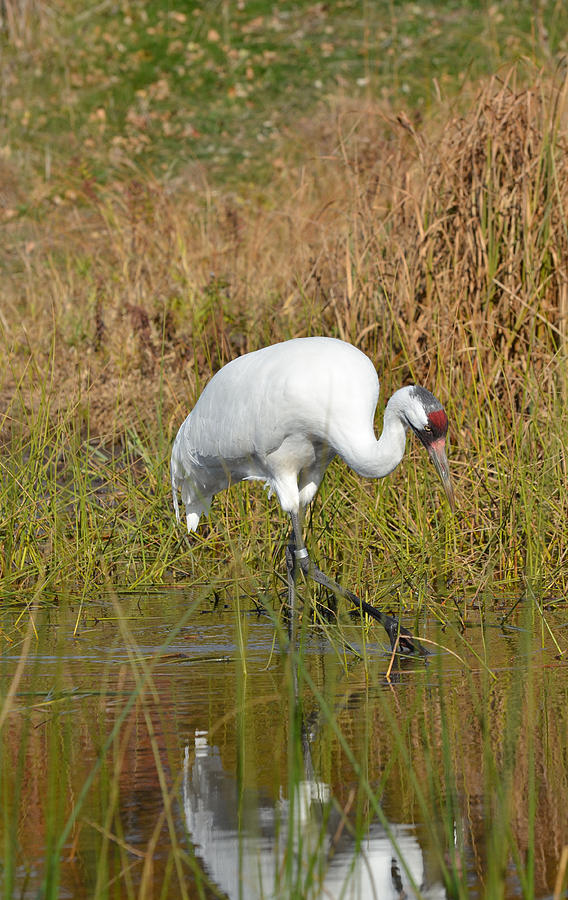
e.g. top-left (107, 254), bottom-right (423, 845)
top-left (182, 725), bottom-right (447, 900)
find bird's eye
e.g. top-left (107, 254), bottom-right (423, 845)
top-left (423, 425), bottom-right (432, 432)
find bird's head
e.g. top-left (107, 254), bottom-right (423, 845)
top-left (391, 385), bottom-right (455, 511)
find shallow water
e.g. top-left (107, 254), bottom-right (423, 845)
top-left (2, 591), bottom-right (568, 898)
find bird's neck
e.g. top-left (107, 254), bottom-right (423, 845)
top-left (342, 402), bottom-right (408, 479)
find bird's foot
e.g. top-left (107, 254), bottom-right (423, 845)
top-left (381, 615), bottom-right (429, 657)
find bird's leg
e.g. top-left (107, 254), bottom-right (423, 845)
top-left (285, 514), bottom-right (302, 641)
top-left (309, 563), bottom-right (427, 656)
top-left (285, 512), bottom-right (310, 643)
top-left (285, 536), bottom-right (296, 617)
top-left (288, 512), bottom-right (427, 657)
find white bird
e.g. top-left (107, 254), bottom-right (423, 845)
top-left (171, 337), bottom-right (455, 654)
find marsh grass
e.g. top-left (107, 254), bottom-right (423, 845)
top-left (3, 65), bottom-right (568, 628)
top-left (297, 611), bottom-right (568, 899)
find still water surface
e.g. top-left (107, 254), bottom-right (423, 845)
top-left (3, 591), bottom-right (567, 898)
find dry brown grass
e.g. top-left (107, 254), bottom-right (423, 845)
top-left (2, 64), bottom-right (568, 450)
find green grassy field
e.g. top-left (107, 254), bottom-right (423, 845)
top-left (3, 0), bottom-right (567, 187)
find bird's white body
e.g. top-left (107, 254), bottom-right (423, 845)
top-left (171, 337), bottom-right (433, 532)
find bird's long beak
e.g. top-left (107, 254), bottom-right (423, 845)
top-left (428, 438), bottom-right (455, 512)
